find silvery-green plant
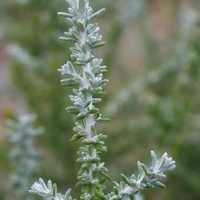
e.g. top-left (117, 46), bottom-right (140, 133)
top-left (29, 0), bottom-right (176, 199)
top-left (7, 113), bottom-right (44, 200)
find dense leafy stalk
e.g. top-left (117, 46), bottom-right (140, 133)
top-left (29, 1), bottom-right (175, 200)
top-left (57, 1), bottom-right (110, 199)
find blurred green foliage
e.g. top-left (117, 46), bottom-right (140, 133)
top-left (1, 0), bottom-right (200, 199)
top-left (7, 113), bottom-right (43, 200)
top-left (1, 0), bottom-right (78, 196)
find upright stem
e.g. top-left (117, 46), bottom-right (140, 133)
top-left (81, 37), bottom-right (96, 196)
top-left (57, 1), bottom-right (109, 199)
top-left (85, 111), bottom-right (96, 195)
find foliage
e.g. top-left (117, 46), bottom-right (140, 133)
top-left (29, 178), bottom-right (73, 200)
top-left (103, 5), bottom-right (200, 200)
top-left (7, 113), bottom-right (44, 200)
top-left (2, 0), bottom-right (78, 187)
top-left (29, 1), bottom-right (175, 200)
top-left (3, 0), bottom-right (200, 199)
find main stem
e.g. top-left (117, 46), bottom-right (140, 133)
top-left (85, 115), bottom-right (96, 195)
top-left (58, 0), bottom-right (109, 198)
top-left (80, 30), bottom-right (96, 196)
top-left (83, 79), bottom-right (96, 196)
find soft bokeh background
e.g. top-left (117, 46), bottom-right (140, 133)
top-left (1, 0), bottom-right (200, 199)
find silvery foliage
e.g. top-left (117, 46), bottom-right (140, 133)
top-left (7, 113), bottom-right (43, 199)
top-left (29, 0), bottom-right (175, 199)
top-left (29, 178), bottom-right (73, 200)
top-left (107, 151), bottom-right (176, 200)
top-left (58, 1), bottom-right (110, 199)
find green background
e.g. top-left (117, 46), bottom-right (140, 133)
top-left (1, 0), bottom-right (200, 199)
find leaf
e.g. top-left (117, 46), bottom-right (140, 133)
top-left (121, 174), bottom-right (130, 185)
top-left (151, 151), bottom-right (157, 166)
top-left (75, 181), bottom-right (81, 188)
top-left (94, 144), bottom-right (107, 153)
top-left (88, 108), bottom-right (99, 114)
top-left (57, 12), bottom-right (72, 18)
top-left (96, 118), bottom-right (111, 123)
top-left (84, 100), bottom-right (91, 108)
top-left (66, 106), bottom-right (80, 114)
top-left (91, 42), bottom-right (106, 49)
top-left (82, 181), bottom-right (92, 186)
top-left (91, 158), bottom-right (100, 163)
top-left (91, 196), bottom-right (101, 200)
top-left (59, 37), bottom-right (77, 43)
top-left (77, 166), bottom-right (87, 176)
top-left (100, 171), bottom-right (111, 181)
top-left (92, 98), bottom-right (102, 104)
top-left (76, 112), bottom-right (87, 120)
top-left (155, 181), bottom-right (166, 188)
top-left (94, 185), bottom-right (104, 198)
top-left (70, 134), bottom-right (83, 142)
top-left (90, 8), bottom-right (106, 19)
top-left (99, 177), bottom-right (106, 185)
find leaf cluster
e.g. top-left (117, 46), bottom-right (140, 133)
top-left (107, 151), bottom-right (175, 200)
top-left (29, 178), bottom-right (73, 200)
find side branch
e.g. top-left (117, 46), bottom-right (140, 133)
top-left (107, 151), bottom-right (176, 200)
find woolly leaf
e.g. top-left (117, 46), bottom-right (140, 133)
top-left (57, 12), bottom-right (72, 18)
top-left (95, 118), bottom-right (111, 123)
top-left (94, 144), bottom-right (107, 153)
top-left (90, 8), bottom-right (106, 19)
top-left (121, 174), bottom-right (131, 186)
top-left (66, 106), bottom-right (80, 114)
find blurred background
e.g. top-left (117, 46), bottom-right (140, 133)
top-left (1, 0), bottom-right (200, 199)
